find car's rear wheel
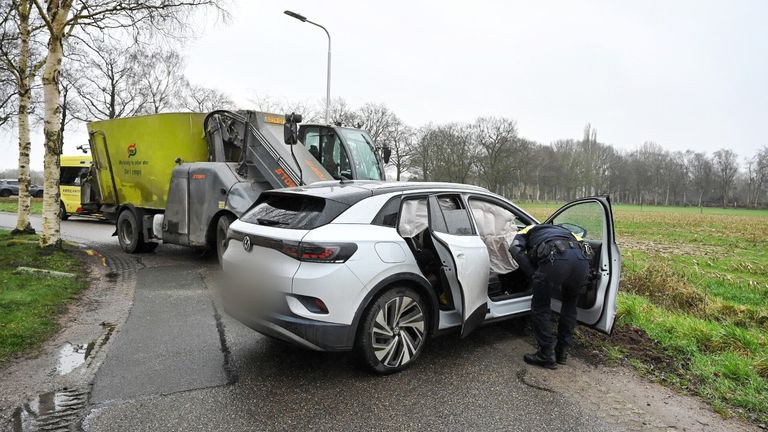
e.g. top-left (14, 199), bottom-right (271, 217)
top-left (357, 286), bottom-right (428, 374)
top-left (0, 189), bottom-right (10, 198)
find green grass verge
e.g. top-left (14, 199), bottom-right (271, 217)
top-left (0, 197), bottom-right (43, 215)
top-left (0, 230), bottom-right (88, 365)
top-left (617, 293), bottom-right (768, 419)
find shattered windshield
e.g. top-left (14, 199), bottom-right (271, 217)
top-left (340, 128), bottom-right (383, 181)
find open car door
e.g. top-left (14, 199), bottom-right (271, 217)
top-left (543, 196), bottom-right (621, 333)
top-left (426, 195), bottom-right (490, 338)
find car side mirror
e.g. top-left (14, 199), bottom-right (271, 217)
top-left (382, 146), bottom-right (392, 164)
top-left (284, 112), bottom-right (303, 145)
top-left (558, 222), bottom-right (587, 238)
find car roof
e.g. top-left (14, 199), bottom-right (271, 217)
top-left (265, 180), bottom-right (491, 206)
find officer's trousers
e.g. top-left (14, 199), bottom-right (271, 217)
top-left (530, 248), bottom-right (590, 353)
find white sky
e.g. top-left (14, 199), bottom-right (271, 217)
top-left (1, 0), bottom-right (766, 170)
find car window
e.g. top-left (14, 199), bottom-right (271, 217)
top-left (60, 167), bottom-right (85, 186)
top-left (241, 193), bottom-right (328, 230)
top-left (372, 196), bottom-right (401, 227)
top-left (433, 195), bottom-right (475, 236)
top-left (551, 200), bottom-right (606, 241)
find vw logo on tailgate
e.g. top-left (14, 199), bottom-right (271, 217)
top-left (242, 235), bottom-right (252, 252)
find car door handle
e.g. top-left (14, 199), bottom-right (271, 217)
top-left (456, 252), bottom-right (465, 259)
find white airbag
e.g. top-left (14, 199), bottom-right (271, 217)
top-left (470, 200), bottom-right (519, 273)
top-left (398, 199), bottom-right (428, 237)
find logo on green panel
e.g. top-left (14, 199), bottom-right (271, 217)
top-left (127, 143), bottom-right (137, 158)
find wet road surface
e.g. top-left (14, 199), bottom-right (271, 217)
top-left (0, 213), bottom-right (757, 431)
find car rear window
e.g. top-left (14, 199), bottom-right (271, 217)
top-left (240, 193), bottom-right (348, 230)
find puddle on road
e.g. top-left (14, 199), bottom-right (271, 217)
top-left (4, 323), bottom-right (117, 431)
top-left (9, 388), bottom-right (88, 432)
top-left (56, 342), bottom-right (94, 375)
top-left (55, 322), bottom-right (115, 376)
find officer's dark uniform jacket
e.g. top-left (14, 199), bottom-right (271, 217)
top-left (508, 224), bottom-right (591, 356)
top-left (508, 224), bottom-right (587, 278)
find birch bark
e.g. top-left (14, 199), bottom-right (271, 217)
top-left (36, 0), bottom-right (72, 247)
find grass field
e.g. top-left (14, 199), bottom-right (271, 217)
top-left (521, 200), bottom-right (768, 423)
top-left (0, 197), bottom-right (43, 214)
top-left (0, 230), bottom-right (88, 365)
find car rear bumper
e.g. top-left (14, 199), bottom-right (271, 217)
top-left (224, 302), bottom-right (356, 352)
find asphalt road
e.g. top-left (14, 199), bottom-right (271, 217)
top-left (0, 213), bottom-right (115, 245)
top-left (0, 213), bottom-right (755, 432)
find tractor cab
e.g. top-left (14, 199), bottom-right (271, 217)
top-left (298, 124), bottom-right (389, 181)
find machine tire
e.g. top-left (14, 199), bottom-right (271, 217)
top-left (117, 208), bottom-right (145, 254)
top-left (0, 189), bottom-right (10, 198)
top-left (59, 202), bottom-right (69, 221)
top-left (357, 286), bottom-right (429, 374)
top-left (216, 213), bottom-right (235, 265)
top-left (33, 190), bottom-right (44, 198)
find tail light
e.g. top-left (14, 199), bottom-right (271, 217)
top-left (237, 233), bottom-right (357, 263)
top-left (280, 241), bottom-right (357, 263)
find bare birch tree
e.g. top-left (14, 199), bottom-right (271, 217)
top-left (31, 0), bottom-right (226, 247)
top-left (0, 0), bottom-right (45, 234)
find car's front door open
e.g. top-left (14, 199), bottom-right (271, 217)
top-left (426, 195), bottom-right (490, 338)
top-left (543, 196), bottom-right (621, 333)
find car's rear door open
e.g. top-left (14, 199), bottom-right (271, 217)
top-left (426, 194), bottom-right (490, 338)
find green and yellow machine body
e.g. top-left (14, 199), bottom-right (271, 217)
top-left (87, 113), bottom-right (209, 211)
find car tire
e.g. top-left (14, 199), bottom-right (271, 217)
top-left (216, 214), bottom-right (235, 265)
top-left (357, 286), bottom-right (429, 374)
top-left (0, 189), bottom-right (10, 198)
top-left (60, 202), bottom-right (69, 221)
top-left (117, 208), bottom-right (145, 254)
top-left (34, 191), bottom-right (44, 198)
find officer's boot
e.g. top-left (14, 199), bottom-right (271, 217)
top-left (523, 347), bottom-right (557, 370)
top-left (555, 344), bottom-right (568, 365)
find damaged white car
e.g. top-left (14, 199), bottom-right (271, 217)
top-left (222, 181), bottom-right (621, 373)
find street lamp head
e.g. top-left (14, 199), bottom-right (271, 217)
top-left (284, 10), bottom-right (307, 22)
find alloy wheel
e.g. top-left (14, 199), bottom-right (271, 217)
top-left (371, 295), bottom-right (425, 368)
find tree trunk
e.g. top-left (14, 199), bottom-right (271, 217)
top-left (14, 89), bottom-right (33, 233)
top-left (12, 0), bottom-right (34, 235)
top-left (39, 16), bottom-right (68, 247)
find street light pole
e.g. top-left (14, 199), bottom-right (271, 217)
top-left (284, 10), bottom-right (332, 124)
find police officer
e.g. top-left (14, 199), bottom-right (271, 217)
top-left (509, 224), bottom-right (591, 369)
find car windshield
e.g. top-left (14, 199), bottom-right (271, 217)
top-left (340, 128), bottom-right (383, 181)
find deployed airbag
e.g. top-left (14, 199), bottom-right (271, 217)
top-left (398, 199), bottom-right (428, 237)
top-left (470, 200), bottom-right (519, 273)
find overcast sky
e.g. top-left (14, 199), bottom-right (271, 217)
top-left (1, 0), bottom-right (766, 170)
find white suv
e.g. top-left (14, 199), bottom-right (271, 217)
top-left (221, 181), bottom-right (620, 373)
